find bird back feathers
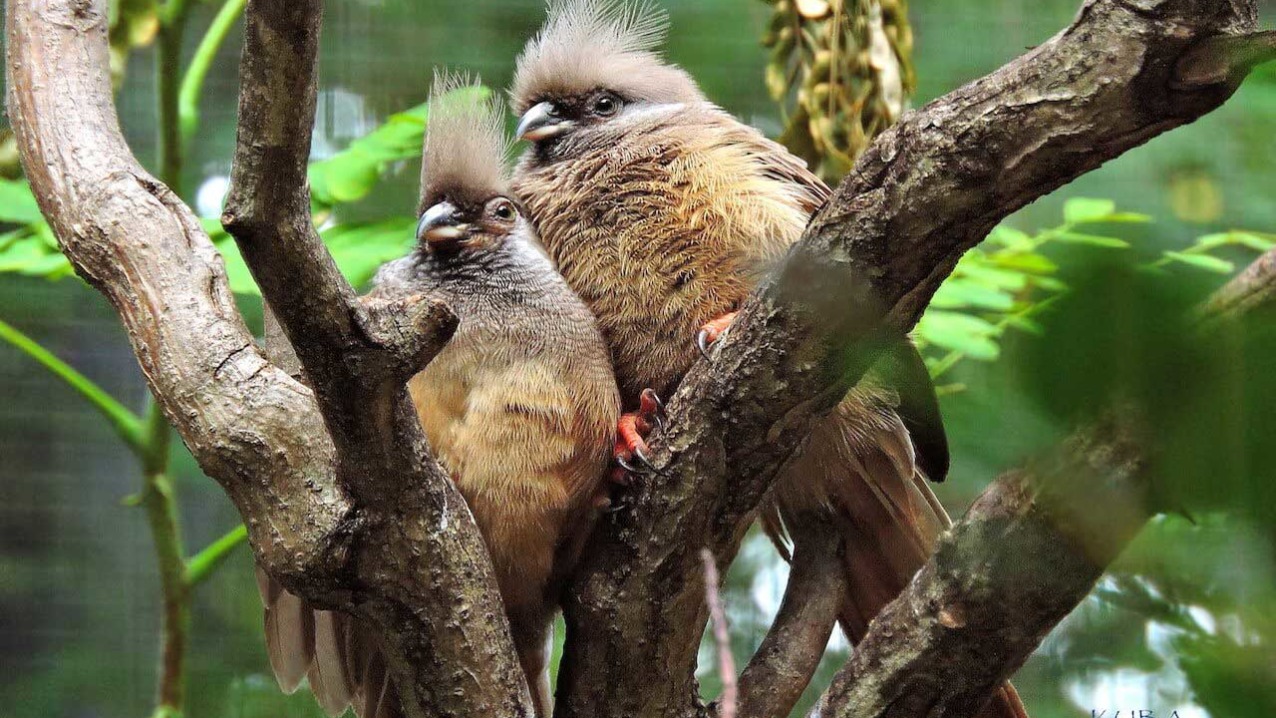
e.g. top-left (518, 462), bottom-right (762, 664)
top-left (420, 71), bottom-right (511, 213)
top-left (511, 0), bottom-right (703, 113)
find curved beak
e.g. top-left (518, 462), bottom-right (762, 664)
top-left (417, 202), bottom-right (468, 246)
top-left (516, 102), bottom-right (573, 142)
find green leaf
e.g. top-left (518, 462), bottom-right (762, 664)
top-left (991, 252), bottom-right (1058, 274)
top-left (211, 217), bottom-right (416, 296)
top-left (33, 221), bottom-right (58, 249)
top-left (917, 310), bottom-right (1001, 361)
top-left (1005, 314), bottom-right (1045, 335)
top-left (1191, 232), bottom-right (1237, 252)
top-left (211, 238), bottom-right (261, 296)
top-left (1232, 232), bottom-right (1276, 252)
top-left (310, 150), bottom-right (383, 205)
top-left (1063, 197), bottom-right (1117, 224)
top-left (0, 179), bottom-right (44, 224)
top-left (0, 235), bottom-right (71, 278)
top-left (955, 261), bottom-right (1029, 291)
top-left (1055, 232), bottom-right (1131, 249)
top-left (1163, 251), bottom-right (1235, 274)
top-left (0, 227), bottom-right (30, 252)
top-left (1030, 275), bottom-right (1069, 292)
top-left (306, 85), bottom-right (490, 208)
top-left (19, 252), bottom-right (73, 278)
top-left (1102, 212), bottom-right (1154, 224)
top-left (199, 217), bottom-right (228, 241)
top-left (931, 278), bottom-right (1016, 311)
top-left (324, 217), bottom-right (416, 288)
top-left (986, 225), bottom-right (1032, 248)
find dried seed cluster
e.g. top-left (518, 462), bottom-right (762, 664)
top-left (762, 0), bottom-right (915, 182)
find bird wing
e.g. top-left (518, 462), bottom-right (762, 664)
top-left (741, 128), bottom-right (834, 215)
top-left (699, 107), bottom-right (1022, 718)
top-left (694, 107), bottom-right (950, 483)
top-left (874, 338), bottom-right (951, 482)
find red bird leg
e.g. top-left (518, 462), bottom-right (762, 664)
top-left (613, 389), bottom-right (666, 479)
top-left (696, 311), bottom-right (739, 359)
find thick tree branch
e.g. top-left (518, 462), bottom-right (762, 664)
top-left (6, 1), bottom-right (531, 716)
top-left (222, 0), bottom-right (456, 507)
top-left (813, 424), bottom-right (1150, 718)
top-left (6, 0), bottom-right (348, 588)
top-left (559, 1), bottom-right (1262, 716)
top-left (222, 2), bottom-right (532, 716)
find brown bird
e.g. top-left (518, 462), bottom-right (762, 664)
top-left (508, 3), bottom-right (1026, 718)
top-left (258, 74), bottom-right (621, 718)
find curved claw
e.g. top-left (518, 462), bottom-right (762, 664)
top-left (639, 388), bottom-right (667, 432)
top-left (615, 455), bottom-right (641, 475)
top-left (696, 311), bottom-right (739, 361)
top-left (614, 393), bottom-right (664, 477)
top-left (631, 445), bottom-right (655, 471)
top-left (696, 329), bottom-right (713, 360)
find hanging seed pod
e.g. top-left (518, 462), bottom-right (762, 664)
top-left (795, 0), bottom-right (833, 20)
top-left (759, 0), bottom-right (916, 184)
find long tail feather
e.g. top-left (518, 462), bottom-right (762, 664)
top-left (256, 566), bottom-right (395, 717)
top-left (774, 391), bottom-right (1029, 718)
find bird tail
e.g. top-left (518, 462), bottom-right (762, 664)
top-left (771, 394), bottom-right (1030, 718)
top-left (255, 566), bottom-right (402, 718)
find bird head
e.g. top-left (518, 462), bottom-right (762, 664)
top-left (511, 0), bottom-right (705, 152)
top-left (418, 72), bottom-right (526, 255)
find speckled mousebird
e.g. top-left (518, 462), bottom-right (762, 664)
top-left (508, 3), bottom-right (1026, 717)
top-left (258, 73), bottom-right (620, 718)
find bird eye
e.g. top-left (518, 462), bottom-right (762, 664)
top-left (592, 93), bottom-right (621, 117)
top-left (489, 199), bottom-right (517, 221)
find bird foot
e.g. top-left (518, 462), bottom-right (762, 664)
top-left (696, 311), bottom-right (739, 359)
top-left (612, 388), bottom-right (666, 482)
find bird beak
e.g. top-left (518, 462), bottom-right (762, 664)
top-left (417, 202), bottom-right (469, 246)
top-left (517, 102), bottom-right (573, 142)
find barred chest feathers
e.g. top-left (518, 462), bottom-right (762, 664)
top-left (512, 105), bottom-right (813, 402)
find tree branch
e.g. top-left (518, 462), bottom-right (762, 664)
top-left (559, 1), bottom-right (1262, 716)
top-left (737, 520), bottom-right (845, 718)
top-left (813, 423), bottom-right (1150, 718)
top-left (6, 0), bottom-right (348, 587)
top-left (221, 2), bottom-right (533, 715)
top-left (1202, 246), bottom-right (1276, 320)
top-left (810, 236), bottom-right (1276, 718)
top-left (6, 1), bottom-right (531, 715)
top-left (701, 549), bottom-right (738, 718)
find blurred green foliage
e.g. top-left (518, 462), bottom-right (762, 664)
top-left (916, 199), bottom-right (1274, 388)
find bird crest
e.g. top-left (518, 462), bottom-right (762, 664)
top-left (420, 71), bottom-right (511, 212)
top-left (511, 0), bottom-right (703, 113)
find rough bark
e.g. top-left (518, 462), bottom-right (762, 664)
top-left (813, 425), bottom-right (1150, 718)
top-left (5, 2), bottom-right (531, 716)
top-left (5, 0), bottom-right (1271, 717)
top-left (737, 520), bottom-right (846, 718)
top-left (556, 2), bottom-right (1261, 716)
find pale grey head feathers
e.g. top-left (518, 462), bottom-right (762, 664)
top-left (420, 71), bottom-right (512, 212)
top-left (511, 0), bottom-right (705, 114)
